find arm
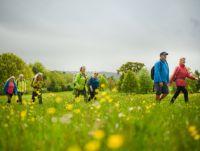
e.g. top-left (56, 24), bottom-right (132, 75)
top-left (74, 74), bottom-right (81, 89)
top-left (154, 62), bottom-right (162, 83)
top-left (186, 70), bottom-right (196, 80)
top-left (170, 67), bottom-right (178, 84)
top-left (14, 82), bottom-right (18, 95)
top-left (3, 81), bottom-right (8, 94)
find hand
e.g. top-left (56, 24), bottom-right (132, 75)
top-left (159, 82), bottom-right (163, 87)
top-left (90, 86), bottom-right (93, 92)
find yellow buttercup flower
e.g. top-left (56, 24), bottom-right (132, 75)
top-left (47, 107), bottom-right (56, 115)
top-left (84, 140), bottom-right (100, 151)
top-left (67, 145), bottom-right (82, 151)
top-left (92, 130), bottom-right (105, 140)
top-left (188, 125), bottom-right (200, 140)
top-left (107, 134), bottom-right (124, 149)
top-left (66, 104), bottom-right (73, 111)
top-left (101, 84), bottom-right (106, 88)
top-left (21, 110), bottom-right (27, 119)
top-left (55, 97), bottom-right (62, 103)
top-left (74, 109), bottom-right (81, 114)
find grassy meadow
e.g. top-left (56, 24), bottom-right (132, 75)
top-left (0, 91), bottom-right (200, 151)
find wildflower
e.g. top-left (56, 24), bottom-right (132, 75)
top-left (66, 104), bottom-right (73, 111)
top-left (47, 107), bottom-right (56, 115)
top-left (101, 84), bottom-right (106, 88)
top-left (67, 145), bottom-right (82, 151)
top-left (107, 134), bottom-right (124, 149)
top-left (74, 109), bottom-right (81, 114)
top-left (92, 130), bottom-right (105, 140)
top-left (21, 110), bottom-right (27, 119)
top-left (84, 140), bottom-right (100, 151)
top-left (55, 97), bottom-right (62, 103)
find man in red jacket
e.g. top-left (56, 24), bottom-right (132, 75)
top-left (170, 58), bottom-right (198, 103)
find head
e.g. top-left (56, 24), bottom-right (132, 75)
top-left (160, 52), bottom-right (168, 61)
top-left (8, 76), bottom-right (15, 82)
top-left (93, 72), bottom-right (99, 78)
top-left (35, 73), bottom-right (43, 81)
top-left (19, 74), bottom-right (24, 80)
top-left (179, 57), bottom-right (186, 65)
top-left (80, 66), bottom-right (86, 74)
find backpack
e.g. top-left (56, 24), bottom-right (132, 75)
top-left (151, 66), bottom-right (155, 80)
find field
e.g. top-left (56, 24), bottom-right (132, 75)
top-left (0, 91), bottom-right (200, 151)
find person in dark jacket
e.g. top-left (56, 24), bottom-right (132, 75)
top-left (31, 73), bottom-right (44, 104)
top-left (3, 76), bottom-right (18, 103)
top-left (154, 52), bottom-right (170, 102)
top-left (170, 58), bottom-right (197, 103)
top-left (87, 72), bottom-right (100, 101)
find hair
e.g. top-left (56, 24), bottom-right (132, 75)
top-left (34, 72), bottom-right (43, 82)
top-left (179, 57), bottom-right (186, 64)
top-left (80, 66), bottom-right (86, 72)
top-left (7, 76), bottom-right (15, 82)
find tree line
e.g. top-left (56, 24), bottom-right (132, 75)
top-left (0, 53), bottom-right (199, 95)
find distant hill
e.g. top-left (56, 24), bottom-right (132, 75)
top-left (63, 71), bottom-right (120, 79)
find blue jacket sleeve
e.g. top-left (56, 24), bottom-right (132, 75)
top-left (87, 78), bottom-right (92, 86)
top-left (3, 81), bottom-right (8, 94)
top-left (154, 62), bottom-right (162, 83)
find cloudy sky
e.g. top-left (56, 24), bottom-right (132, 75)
top-left (0, 0), bottom-right (200, 72)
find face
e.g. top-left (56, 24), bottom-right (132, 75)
top-left (81, 67), bottom-right (86, 73)
top-left (160, 54), bottom-right (167, 60)
top-left (37, 75), bottom-right (43, 81)
top-left (10, 78), bottom-right (14, 82)
top-left (180, 58), bottom-right (186, 65)
top-left (19, 75), bottom-right (24, 80)
top-left (94, 73), bottom-right (98, 78)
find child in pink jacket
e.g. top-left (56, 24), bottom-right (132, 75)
top-left (170, 58), bottom-right (197, 103)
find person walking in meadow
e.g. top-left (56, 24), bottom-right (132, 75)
top-left (74, 66), bottom-right (88, 101)
top-left (31, 73), bottom-right (44, 104)
top-left (153, 52), bottom-right (170, 102)
top-left (170, 58), bottom-right (198, 104)
top-left (16, 74), bottom-right (27, 104)
top-left (3, 76), bottom-right (18, 103)
top-left (87, 72), bottom-right (100, 101)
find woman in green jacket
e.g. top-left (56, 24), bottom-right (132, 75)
top-left (74, 66), bottom-right (88, 101)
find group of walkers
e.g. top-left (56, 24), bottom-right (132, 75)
top-left (2, 51), bottom-right (198, 104)
top-left (3, 67), bottom-right (100, 104)
top-left (153, 52), bottom-right (198, 104)
top-left (3, 73), bottom-right (44, 104)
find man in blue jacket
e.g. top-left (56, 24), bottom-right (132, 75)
top-left (87, 72), bottom-right (100, 101)
top-left (154, 52), bottom-right (169, 102)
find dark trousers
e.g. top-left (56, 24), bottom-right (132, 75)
top-left (32, 90), bottom-right (42, 104)
top-left (88, 91), bottom-right (97, 101)
top-left (170, 86), bottom-right (189, 103)
top-left (75, 89), bottom-right (87, 101)
top-left (7, 94), bottom-right (13, 103)
top-left (17, 92), bottom-right (24, 104)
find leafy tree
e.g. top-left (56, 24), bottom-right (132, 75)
top-left (0, 53), bottom-right (33, 94)
top-left (117, 62), bottom-right (145, 74)
top-left (98, 74), bottom-right (108, 90)
top-left (138, 68), bottom-right (153, 93)
top-left (121, 71), bottom-right (139, 93)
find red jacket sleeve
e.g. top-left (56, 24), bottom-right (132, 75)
top-left (170, 67), bottom-right (179, 83)
top-left (186, 69), bottom-right (195, 80)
